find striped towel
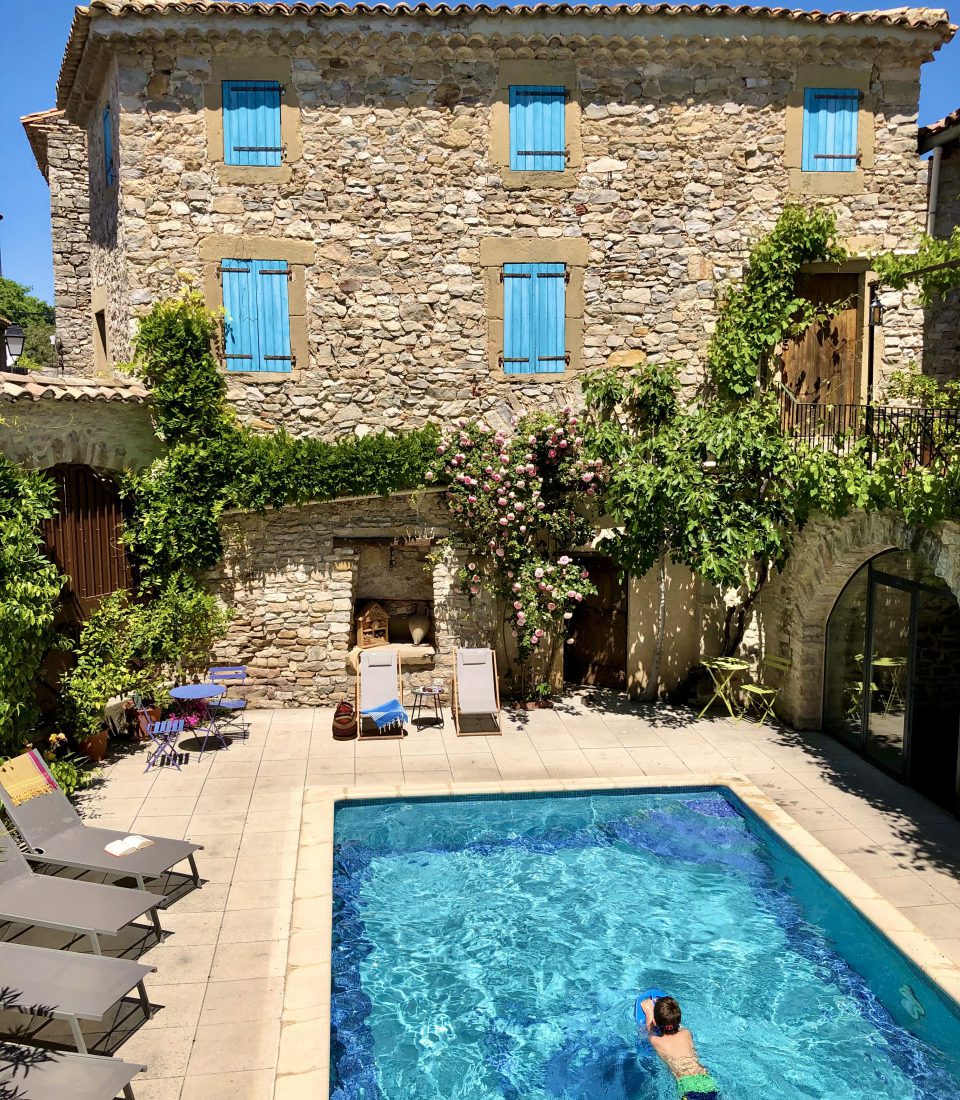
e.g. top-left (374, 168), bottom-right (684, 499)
top-left (361, 698), bottom-right (409, 730)
top-left (0, 751), bottom-right (57, 806)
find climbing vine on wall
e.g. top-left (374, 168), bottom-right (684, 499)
top-left (0, 455), bottom-right (63, 754)
top-left (873, 226), bottom-right (960, 304)
top-left (583, 204), bottom-right (960, 681)
top-left (707, 203), bottom-right (846, 399)
top-left (428, 410), bottom-right (601, 683)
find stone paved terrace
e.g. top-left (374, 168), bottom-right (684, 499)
top-left (5, 692), bottom-right (960, 1099)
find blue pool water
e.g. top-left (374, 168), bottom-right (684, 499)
top-left (331, 788), bottom-right (960, 1100)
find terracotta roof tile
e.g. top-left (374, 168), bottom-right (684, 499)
top-left (57, 1), bottom-right (956, 110)
top-left (919, 105), bottom-right (960, 150)
top-left (20, 108), bottom-right (63, 182)
top-left (0, 371), bottom-right (150, 404)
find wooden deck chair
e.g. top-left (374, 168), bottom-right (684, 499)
top-left (452, 648), bottom-right (502, 736)
top-left (356, 648), bottom-right (407, 740)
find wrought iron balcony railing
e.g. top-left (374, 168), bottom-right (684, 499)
top-left (780, 397), bottom-right (960, 470)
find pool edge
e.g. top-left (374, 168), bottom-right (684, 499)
top-left (279, 773), bottom-right (960, 1100)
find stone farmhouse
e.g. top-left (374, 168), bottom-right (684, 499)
top-left (5, 1), bottom-right (960, 811)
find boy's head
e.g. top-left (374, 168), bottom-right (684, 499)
top-left (653, 996), bottom-right (682, 1035)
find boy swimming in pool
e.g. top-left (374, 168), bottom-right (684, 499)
top-left (638, 995), bottom-right (720, 1100)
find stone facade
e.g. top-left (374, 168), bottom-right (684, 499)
top-left (206, 490), bottom-right (495, 705)
top-left (923, 139), bottom-right (960, 381)
top-left (21, 111), bottom-right (95, 378)
top-left (0, 394), bottom-right (160, 472)
top-left (49, 117), bottom-right (95, 378)
top-left (54, 7), bottom-right (947, 433)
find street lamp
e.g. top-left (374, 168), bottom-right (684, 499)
top-left (4, 322), bottom-right (25, 367)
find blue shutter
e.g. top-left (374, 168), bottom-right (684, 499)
top-left (222, 80), bottom-right (282, 167)
top-left (533, 263), bottom-right (567, 374)
top-left (102, 104), bottom-right (114, 186)
top-left (502, 262), bottom-right (567, 375)
top-left (255, 261), bottom-right (293, 372)
top-left (801, 87), bottom-right (859, 173)
top-left (509, 86), bottom-right (566, 172)
top-left (503, 263), bottom-right (535, 374)
top-left (221, 259), bottom-right (259, 371)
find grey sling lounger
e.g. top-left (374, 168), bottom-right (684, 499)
top-left (0, 942), bottom-right (155, 1054)
top-left (0, 821), bottom-right (163, 955)
top-left (0, 1044), bottom-right (143, 1099)
top-left (0, 755), bottom-right (202, 894)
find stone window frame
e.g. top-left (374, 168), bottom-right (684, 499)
top-left (785, 64), bottom-right (874, 197)
top-left (204, 57), bottom-right (302, 185)
top-left (490, 60), bottom-right (582, 191)
top-left (200, 235), bottom-right (313, 381)
top-left (480, 237), bottom-right (587, 381)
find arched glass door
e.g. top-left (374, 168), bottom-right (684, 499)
top-left (824, 550), bottom-right (960, 813)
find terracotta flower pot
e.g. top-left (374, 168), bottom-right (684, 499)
top-left (78, 725), bottom-right (109, 763)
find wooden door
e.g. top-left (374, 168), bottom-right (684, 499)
top-left (563, 556), bottom-right (627, 689)
top-left (41, 464), bottom-right (133, 623)
top-left (780, 273), bottom-right (861, 405)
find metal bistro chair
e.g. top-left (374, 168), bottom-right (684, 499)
top-left (144, 717), bottom-right (186, 773)
top-left (738, 655), bottom-right (791, 726)
top-left (207, 665), bottom-right (250, 740)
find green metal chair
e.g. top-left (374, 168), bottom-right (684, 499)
top-left (738, 655), bottom-right (791, 725)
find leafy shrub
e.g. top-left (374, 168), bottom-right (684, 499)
top-left (0, 456), bottom-right (63, 755)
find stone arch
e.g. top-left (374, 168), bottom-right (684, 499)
top-left (759, 512), bottom-right (960, 730)
top-left (0, 401), bottom-right (161, 473)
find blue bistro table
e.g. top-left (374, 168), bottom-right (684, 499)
top-left (169, 683), bottom-right (227, 756)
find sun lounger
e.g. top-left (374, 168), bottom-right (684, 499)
top-left (0, 942), bottom-right (155, 1054)
top-left (0, 751), bottom-right (201, 893)
top-left (356, 648), bottom-right (408, 740)
top-left (0, 1044), bottom-right (143, 1099)
top-left (452, 648), bottom-right (502, 736)
top-left (0, 820), bottom-right (163, 955)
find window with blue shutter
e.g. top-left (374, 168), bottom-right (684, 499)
top-left (221, 258), bottom-right (293, 372)
top-left (222, 80), bottom-right (283, 167)
top-left (102, 104), bottom-right (114, 186)
top-left (801, 87), bottom-right (860, 173)
top-left (509, 86), bottom-right (566, 172)
top-left (502, 262), bottom-right (567, 375)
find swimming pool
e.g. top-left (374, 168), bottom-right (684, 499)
top-left (331, 787), bottom-right (960, 1099)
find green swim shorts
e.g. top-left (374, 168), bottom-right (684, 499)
top-left (676, 1072), bottom-right (720, 1099)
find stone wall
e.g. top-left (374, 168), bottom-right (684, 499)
top-left (75, 18), bottom-right (934, 437)
top-left (0, 397), bottom-right (161, 472)
top-left (87, 60), bottom-right (130, 371)
top-left (46, 116), bottom-right (95, 378)
top-left (758, 511), bottom-right (960, 729)
top-left (207, 490), bottom-right (490, 705)
top-left (922, 142), bottom-right (960, 382)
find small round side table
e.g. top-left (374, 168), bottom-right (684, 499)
top-left (411, 686), bottom-right (444, 729)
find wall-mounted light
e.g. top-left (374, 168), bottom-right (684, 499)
top-left (4, 323), bottom-right (25, 366)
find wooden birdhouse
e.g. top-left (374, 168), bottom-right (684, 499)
top-left (356, 601), bottom-right (390, 649)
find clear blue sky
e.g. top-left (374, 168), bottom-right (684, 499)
top-left (1, 0), bottom-right (957, 304)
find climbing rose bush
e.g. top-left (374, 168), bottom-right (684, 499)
top-left (428, 409), bottom-right (602, 657)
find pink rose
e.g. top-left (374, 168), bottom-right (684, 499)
top-left (531, 635), bottom-right (539, 645)
top-left (558, 555), bottom-right (571, 565)
top-left (547, 602), bottom-right (556, 611)
top-left (534, 568), bottom-right (544, 579)
top-left (513, 600), bottom-right (522, 610)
